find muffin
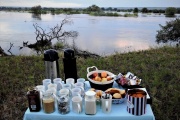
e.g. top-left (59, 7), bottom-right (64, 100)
top-left (113, 93), bottom-right (122, 99)
top-left (96, 90), bottom-right (103, 97)
top-left (119, 89), bottom-right (126, 98)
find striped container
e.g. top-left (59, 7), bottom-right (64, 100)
top-left (127, 89), bottom-right (147, 116)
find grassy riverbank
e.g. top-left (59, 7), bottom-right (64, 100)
top-left (0, 46), bottom-right (179, 120)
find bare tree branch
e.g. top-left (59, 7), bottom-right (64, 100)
top-left (7, 43), bottom-right (14, 55)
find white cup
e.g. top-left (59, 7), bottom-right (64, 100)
top-left (46, 88), bottom-right (56, 95)
top-left (59, 88), bottom-right (70, 97)
top-left (77, 78), bottom-right (85, 82)
top-left (71, 88), bottom-right (81, 97)
top-left (62, 83), bottom-right (71, 90)
top-left (75, 82), bottom-right (84, 89)
top-left (101, 94), bottom-right (112, 113)
top-left (66, 78), bottom-right (75, 89)
top-left (42, 79), bottom-right (51, 90)
top-left (36, 85), bottom-right (45, 99)
top-left (48, 83), bottom-right (57, 91)
top-left (72, 96), bottom-right (83, 114)
top-left (77, 78), bottom-right (86, 89)
top-left (53, 78), bottom-right (63, 91)
top-left (74, 82), bottom-right (84, 97)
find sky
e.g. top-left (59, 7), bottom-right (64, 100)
top-left (0, 0), bottom-right (180, 8)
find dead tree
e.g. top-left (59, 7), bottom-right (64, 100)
top-left (0, 43), bottom-right (14, 56)
top-left (0, 46), bottom-right (8, 56)
top-left (22, 16), bottom-right (78, 54)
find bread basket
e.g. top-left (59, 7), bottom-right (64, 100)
top-left (87, 66), bottom-right (115, 91)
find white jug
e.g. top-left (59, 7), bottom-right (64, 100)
top-left (84, 91), bottom-right (96, 115)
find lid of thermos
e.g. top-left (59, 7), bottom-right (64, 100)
top-left (44, 49), bottom-right (59, 62)
top-left (64, 48), bottom-right (75, 58)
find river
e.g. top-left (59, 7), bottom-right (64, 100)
top-left (0, 11), bottom-right (178, 56)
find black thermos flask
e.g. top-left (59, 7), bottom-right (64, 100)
top-left (63, 48), bottom-right (77, 83)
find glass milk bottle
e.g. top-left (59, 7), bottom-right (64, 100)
top-left (85, 91), bottom-right (96, 115)
top-left (42, 92), bottom-right (55, 113)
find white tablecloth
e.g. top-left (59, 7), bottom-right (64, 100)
top-left (23, 81), bottom-right (155, 120)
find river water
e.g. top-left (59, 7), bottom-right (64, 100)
top-left (0, 11), bottom-right (178, 56)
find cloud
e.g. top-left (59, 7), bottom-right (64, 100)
top-left (1, 0), bottom-right (180, 8)
top-left (0, 0), bottom-right (82, 7)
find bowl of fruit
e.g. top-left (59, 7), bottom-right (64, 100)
top-left (87, 66), bottom-right (116, 91)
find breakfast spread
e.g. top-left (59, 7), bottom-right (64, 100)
top-left (26, 65), bottom-right (150, 117)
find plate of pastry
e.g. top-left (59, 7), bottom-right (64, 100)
top-left (88, 88), bottom-right (126, 104)
top-left (105, 88), bottom-right (126, 104)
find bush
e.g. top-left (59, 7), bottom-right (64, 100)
top-left (156, 18), bottom-right (180, 45)
top-left (165, 7), bottom-right (176, 17)
top-left (31, 5), bottom-right (41, 14)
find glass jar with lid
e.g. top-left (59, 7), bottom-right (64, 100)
top-left (57, 95), bottom-right (70, 114)
top-left (42, 92), bottom-right (55, 113)
top-left (85, 91), bottom-right (96, 115)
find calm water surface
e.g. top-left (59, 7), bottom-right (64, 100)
top-left (0, 11), bottom-right (178, 55)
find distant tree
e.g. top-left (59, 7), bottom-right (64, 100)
top-left (176, 8), bottom-right (180, 14)
top-left (113, 8), bottom-right (117, 11)
top-left (127, 9), bottom-right (133, 12)
top-left (50, 8), bottom-right (55, 15)
top-left (107, 7), bottom-right (113, 11)
top-left (152, 9), bottom-right (159, 13)
top-left (117, 9), bottom-right (120, 12)
top-left (165, 7), bottom-right (176, 17)
top-left (156, 18), bottom-right (180, 45)
top-left (86, 5), bottom-right (101, 12)
top-left (159, 9), bottom-right (165, 13)
top-left (31, 5), bottom-right (41, 14)
top-left (151, 9), bottom-right (165, 14)
top-left (63, 8), bottom-right (72, 12)
top-left (141, 7), bottom-right (148, 13)
top-left (101, 7), bottom-right (105, 11)
top-left (133, 8), bottom-right (138, 13)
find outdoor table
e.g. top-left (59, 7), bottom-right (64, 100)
top-left (23, 81), bottom-right (155, 120)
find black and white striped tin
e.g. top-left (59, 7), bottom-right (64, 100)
top-left (127, 89), bottom-right (147, 116)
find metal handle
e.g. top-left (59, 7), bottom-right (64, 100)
top-left (127, 100), bottom-right (134, 108)
top-left (77, 103), bottom-right (81, 114)
top-left (105, 101), bottom-right (109, 112)
top-left (87, 66), bottom-right (98, 73)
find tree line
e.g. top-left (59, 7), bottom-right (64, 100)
top-left (1, 5), bottom-right (180, 16)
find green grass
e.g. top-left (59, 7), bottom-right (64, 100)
top-left (0, 46), bottom-right (179, 120)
